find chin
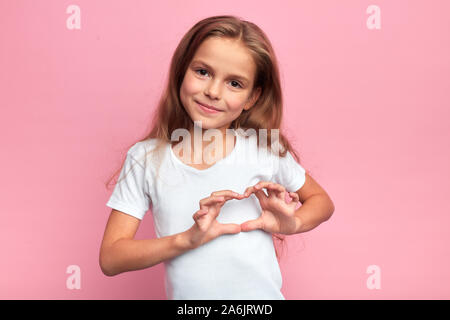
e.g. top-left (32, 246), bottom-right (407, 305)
top-left (192, 119), bottom-right (217, 130)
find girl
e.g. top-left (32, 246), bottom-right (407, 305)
top-left (100, 15), bottom-right (334, 300)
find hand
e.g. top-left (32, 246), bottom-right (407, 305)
top-left (240, 181), bottom-right (302, 235)
top-left (187, 190), bottom-right (244, 249)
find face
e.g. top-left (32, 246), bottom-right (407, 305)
top-left (179, 37), bottom-right (261, 135)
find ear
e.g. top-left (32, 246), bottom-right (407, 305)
top-left (243, 87), bottom-right (262, 111)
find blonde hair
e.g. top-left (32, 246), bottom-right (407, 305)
top-left (106, 15), bottom-right (307, 261)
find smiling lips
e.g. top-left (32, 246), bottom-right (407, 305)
top-left (196, 101), bottom-right (222, 113)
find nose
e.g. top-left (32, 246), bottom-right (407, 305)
top-left (204, 79), bottom-right (221, 100)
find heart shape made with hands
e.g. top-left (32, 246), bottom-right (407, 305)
top-left (225, 181), bottom-right (302, 236)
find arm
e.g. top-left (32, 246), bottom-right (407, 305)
top-left (99, 209), bottom-right (193, 277)
top-left (293, 173), bottom-right (335, 234)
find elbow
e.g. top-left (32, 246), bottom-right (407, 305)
top-left (99, 250), bottom-right (119, 277)
top-left (324, 199), bottom-right (335, 222)
top-left (100, 262), bottom-right (115, 277)
top-left (328, 202), bottom-right (335, 220)
top-left (99, 258), bottom-right (114, 277)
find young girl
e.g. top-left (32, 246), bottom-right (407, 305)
top-left (100, 15), bottom-right (334, 300)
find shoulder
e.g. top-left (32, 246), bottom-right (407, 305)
top-left (127, 138), bottom-right (166, 168)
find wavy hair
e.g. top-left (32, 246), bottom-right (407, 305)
top-left (106, 15), bottom-right (307, 261)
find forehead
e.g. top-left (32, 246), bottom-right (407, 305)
top-left (191, 37), bottom-right (256, 82)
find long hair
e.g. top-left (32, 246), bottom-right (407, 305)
top-left (105, 15), bottom-right (306, 261)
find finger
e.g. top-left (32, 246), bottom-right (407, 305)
top-left (289, 192), bottom-right (300, 202)
top-left (211, 190), bottom-right (245, 200)
top-left (263, 186), bottom-right (277, 198)
top-left (251, 181), bottom-right (278, 198)
top-left (192, 211), bottom-right (207, 222)
top-left (243, 186), bottom-right (253, 197)
top-left (193, 208), bottom-right (209, 220)
top-left (253, 189), bottom-right (268, 204)
top-left (267, 189), bottom-right (276, 198)
top-left (240, 217), bottom-right (264, 232)
top-left (243, 184), bottom-right (263, 197)
top-left (265, 184), bottom-right (277, 198)
top-left (199, 196), bottom-right (225, 210)
top-left (270, 183), bottom-right (286, 194)
top-left (217, 223), bottom-right (241, 235)
top-left (264, 183), bottom-right (286, 199)
top-left (243, 181), bottom-right (268, 197)
top-left (253, 181), bottom-right (274, 191)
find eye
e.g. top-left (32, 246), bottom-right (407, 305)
top-left (230, 80), bottom-right (243, 89)
top-left (195, 68), bottom-right (209, 77)
top-left (195, 68), bottom-right (243, 89)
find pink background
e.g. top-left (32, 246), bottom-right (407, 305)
top-left (1, 0), bottom-right (449, 299)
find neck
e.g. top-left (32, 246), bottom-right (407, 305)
top-left (186, 124), bottom-right (236, 164)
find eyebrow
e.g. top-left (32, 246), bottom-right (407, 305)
top-left (191, 60), bottom-right (250, 84)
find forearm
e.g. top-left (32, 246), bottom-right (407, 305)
top-left (294, 194), bottom-right (335, 234)
top-left (100, 230), bottom-right (193, 276)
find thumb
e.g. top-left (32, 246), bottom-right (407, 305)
top-left (240, 217), bottom-right (263, 232)
top-left (217, 223), bottom-right (241, 236)
top-left (254, 189), bottom-right (268, 205)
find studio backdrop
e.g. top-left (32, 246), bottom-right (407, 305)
top-left (1, 0), bottom-right (449, 299)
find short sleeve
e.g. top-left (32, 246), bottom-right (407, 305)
top-left (106, 147), bottom-right (151, 220)
top-left (272, 150), bottom-right (306, 192)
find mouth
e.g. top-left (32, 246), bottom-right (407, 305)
top-left (196, 101), bottom-right (223, 113)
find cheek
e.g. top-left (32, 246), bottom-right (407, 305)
top-left (180, 72), bottom-right (203, 97)
top-left (226, 95), bottom-right (248, 112)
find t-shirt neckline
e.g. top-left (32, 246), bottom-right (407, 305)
top-left (168, 131), bottom-right (241, 174)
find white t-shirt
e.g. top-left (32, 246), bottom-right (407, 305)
top-left (106, 130), bottom-right (306, 300)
